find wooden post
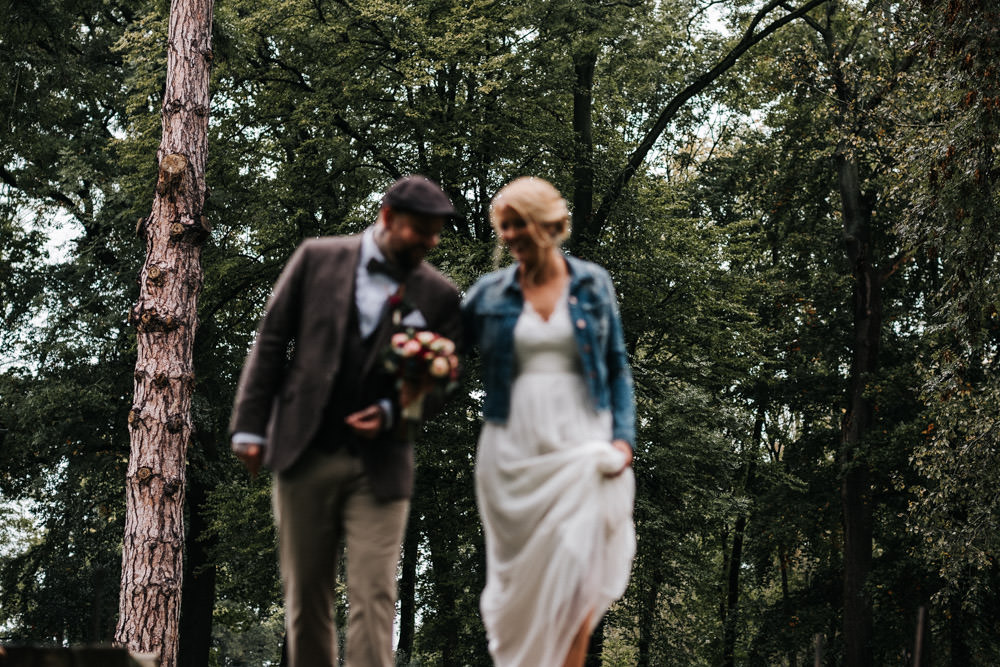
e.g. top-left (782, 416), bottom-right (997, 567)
top-left (116, 0), bottom-right (214, 665)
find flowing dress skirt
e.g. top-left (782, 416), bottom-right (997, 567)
top-left (476, 303), bottom-right (635, 666)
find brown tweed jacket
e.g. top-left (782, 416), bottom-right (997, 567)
top-left (229, 234), bottom-right (462, 500)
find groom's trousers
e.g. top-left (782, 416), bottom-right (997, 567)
top-left (273, 445), bottom-right (410, 667)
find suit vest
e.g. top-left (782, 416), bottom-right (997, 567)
top-left (312, 299), bottom-right (378, 453)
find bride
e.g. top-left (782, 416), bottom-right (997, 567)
top-left (462, 177), bottom-right (636, 666)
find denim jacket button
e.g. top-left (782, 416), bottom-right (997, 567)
top-left (576, 318), bottom-right (586, 329)
top-left (569, 296), bottom-right (578, 305)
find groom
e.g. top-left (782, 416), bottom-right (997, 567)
top-left (229, 176), bottom-right (462, 666)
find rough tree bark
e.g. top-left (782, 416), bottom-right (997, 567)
top-left (116, 0), bottom-right (214, 665)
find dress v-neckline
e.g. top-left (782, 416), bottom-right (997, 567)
top-left (523, 285), bottom-right (569, 324)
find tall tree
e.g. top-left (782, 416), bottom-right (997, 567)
top-left (896, 0), bottom-right (1000, 659)
top-left (789, 3), bottom-right (916, 662)
top-left (116, 0), bottom-right (214, 664)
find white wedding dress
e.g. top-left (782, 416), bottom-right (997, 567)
top-left (476, 292), bottom-right (636, 666)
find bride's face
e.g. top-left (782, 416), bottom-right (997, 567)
top-left (497, 207), bottom-right (539, 265)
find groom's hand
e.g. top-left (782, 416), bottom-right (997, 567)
top-left (232, 439), bottom-right (263, 478)
top-left (345, 404), bottom-right (385, 439)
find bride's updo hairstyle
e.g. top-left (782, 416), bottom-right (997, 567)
top-left (490, 177), bottom-right (571, 278)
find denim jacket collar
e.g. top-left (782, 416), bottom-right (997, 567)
top-left (498, 254), bottom-right (596, 296)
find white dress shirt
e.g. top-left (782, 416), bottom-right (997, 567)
top-left (356, 226), bottom-right (401, 338)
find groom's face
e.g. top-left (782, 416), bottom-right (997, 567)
top-left (381, 207), bottom-right (444, 271)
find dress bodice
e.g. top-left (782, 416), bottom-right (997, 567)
top-left (513, 293), bottom-right (582, 376)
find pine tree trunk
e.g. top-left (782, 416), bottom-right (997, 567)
top-left (116, 1), bottom-right (213, 665)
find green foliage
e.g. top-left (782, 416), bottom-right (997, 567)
top-left (894, 7), bottom-right (1000, 653)
top-left (4, 0), bottom-right (1000, 664)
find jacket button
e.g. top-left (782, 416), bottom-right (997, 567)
top-left (583, 344), bottom-right (591, 353)
top-left (569, 296), bottom-right (578, 305)
top-left (576, 319), bottom-right (586, 329)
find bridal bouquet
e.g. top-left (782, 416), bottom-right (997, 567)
top-left (384, 330), bottom-right (459, 421)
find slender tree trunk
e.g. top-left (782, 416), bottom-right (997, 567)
top-left (117, 0), bottom-right (213, 664)
top-left (722, 515), bottom-right (747, 667)
top-left (779, 548), bottom-right (798, 667)
top-left (837, 149), bottom-right (878, 667)
top-left (428, 545), bottom-right (458, 665)
top-left (88, 564), bottom-right (108, 642)
top-left (720, 527), bottom-right (730, 625)
top-left (723, 402), bottom-right (761, 667)
top-left (571, 48), bottom-right (597, 255)
top-left (397, 513), bottom-right (420, 664)
top-left (636, 567), bottom-right (661, 667)
top-left (178, 467), bottom-right (217, 667)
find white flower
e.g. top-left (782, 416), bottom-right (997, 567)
top-left (429, 356), bottom-right (452, 378)
top-left (429, 337), bottom-right (455, 355)
top-left (415, 331), bottom-right (437, 345)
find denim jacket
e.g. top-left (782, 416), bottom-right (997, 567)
top-left (462, 254), bottom-right (636, 447)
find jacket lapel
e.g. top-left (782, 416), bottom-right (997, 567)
top-left (319, 236), bottom-right (363, 359)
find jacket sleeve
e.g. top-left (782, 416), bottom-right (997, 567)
top-left (460, 279), bottom-right (482, 355)
top-left (602, 273), bottom-right (636, 448)
top-left (228, 243), bottom-right (310, 439)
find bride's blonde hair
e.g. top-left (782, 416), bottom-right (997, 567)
top-left (490, 177), bottom-right (571, 280)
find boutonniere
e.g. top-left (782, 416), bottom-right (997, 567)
top-left (389, 285), bottom-right (414, 328)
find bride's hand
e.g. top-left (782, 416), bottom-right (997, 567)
top-left (606, 439), bottom-right (633, 477)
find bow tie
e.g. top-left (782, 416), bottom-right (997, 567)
top-left (367, 257), bottom-right (406, 282)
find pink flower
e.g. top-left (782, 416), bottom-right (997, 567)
top-left (401, 339), bottom-right (423, 358)
top-left (391, 332), bottom-right (411, 349)
top-left (429, 356), bottom-right (452, 378)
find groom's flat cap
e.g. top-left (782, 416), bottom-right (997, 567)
top-left (382, 175), bottom-right (459, 219)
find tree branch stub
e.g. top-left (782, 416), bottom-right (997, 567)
top-left (157, 154), bottom-right (188, 196)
